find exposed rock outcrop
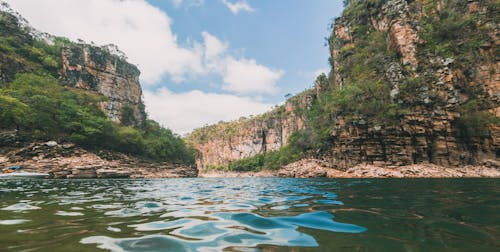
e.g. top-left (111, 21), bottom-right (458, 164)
top-left (61, 44), bottom-right (145, 125)
top-left (198, 159), bottom-right (500, 178)
top-left (0, 3), bottom-right (146, 126)
top-left (321, 0), bottom-right (499, 170)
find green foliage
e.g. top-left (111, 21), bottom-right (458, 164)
top-left (456, 100), bottom-right (493, 138)
top-left (0, 11), bottom-right (195, 165)
top-left (418, 0), bottom-right (496, 69)
top-left (0, 73), bottom-right (195, 165)
top-left (228, 154), bottom-right (264, 172)
top-left (0, 94), bottom-right (30, 129)
top-left (121, 105), bottom-right (137, 126)
top-left (319, 28), bottom-right (406, 129)
top-left (222, 129), bottom-right (314, 172)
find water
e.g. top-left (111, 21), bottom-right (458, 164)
top-left (0, 178), bottom-right (499, 251)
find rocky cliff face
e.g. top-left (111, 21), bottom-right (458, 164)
top-left (324, 0), bottom-right (499, 169)
top-left (190, 0), bottom-right (499, 171)
top-left (61, 45), bottom-right (145, 125)
top-left (188, 91), bottom-right (314, 169)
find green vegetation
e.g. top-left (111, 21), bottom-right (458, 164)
top-left (0, 10), bottom-right (196, 165)
top-left (205, 128), bottom-right (319, 172)
top-left (0, 73), bottom-right (196, 164)
top-left (456, 99), bottom-right (495, 139)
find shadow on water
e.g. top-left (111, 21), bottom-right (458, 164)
top-left (1, 178), bottom-right (499, 251)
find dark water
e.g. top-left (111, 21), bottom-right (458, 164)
top-left (0, 178), bottom-right (499, 251)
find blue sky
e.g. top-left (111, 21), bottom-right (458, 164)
top-left (149, 0), bottom-right (342, 97)
top-left (5, 0), bottom-right (343, 134)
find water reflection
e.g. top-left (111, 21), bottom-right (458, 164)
top-left (0, 178), bottom-right (366, 251)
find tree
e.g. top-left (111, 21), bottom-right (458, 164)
top-left (0, 95), bottom-right (30, 130)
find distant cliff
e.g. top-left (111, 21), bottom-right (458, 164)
top-left (187, 91), bottom-right (314, 169)
top-left (189, 0), bottom-right (499, 171)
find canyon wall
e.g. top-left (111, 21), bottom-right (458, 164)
top-left (61, 45), bottom-right (145, 126)
top-left (190, 0), bottom-right (499, 170)
top-left (323, 0), bottom-right (499, 169)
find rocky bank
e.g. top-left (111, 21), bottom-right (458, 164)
top-left (1, 2), bottom-right (195, 179)
top-left (200, 159), bottom-right (500, 178)
top-left (0, 141), bottom-right (197, 178)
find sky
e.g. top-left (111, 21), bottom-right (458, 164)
top-left (4, 0), bottom-right (344, 134)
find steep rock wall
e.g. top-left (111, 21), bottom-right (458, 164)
top-left (324, 0), bottom-right (499, 169)
top-left (61, 45), bottom-right (145, 125)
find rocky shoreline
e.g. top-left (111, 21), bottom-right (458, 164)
top-left (0, 141), bottom-right (197, 179)
top-left (2, 143), bottom-right (499, 179)
top-left (199, 159), bottom-right (500, 178)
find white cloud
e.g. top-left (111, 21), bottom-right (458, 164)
top-left (4, 0), bottom-right (284, 133)
top-left (144, 88), bottom-right (272, 134)
top-left (222, 58), bottom-right (283, 94)
top-left (312, 68), bottom-right (329, 79)
top-left (200, 33), bottom-right (283, 94)
top-left (171, 0), bottom-right (204, 9)
top-left (171, 0), bottom-right (183, 8)
top-left (202, 31), bottom-right (228, 60)
top-left (221, 0), bottom-right (254, 14)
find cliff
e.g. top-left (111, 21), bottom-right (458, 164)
top-left (187, 90), bottom-right (314, 169)
top-left (323, 0), bottom-right (499, 169)
top-left (189, 0), bottom-right (499, 172)
top-left (61, 44), bottom-right (145, 126)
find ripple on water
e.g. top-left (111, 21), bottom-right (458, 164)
top-left (0, 219), bottom-right (30, 225)
top-left (107, 226), bottom-right (122, 233)
top-left (55, 211), bottom-right (84, 216)
top-left (315, 199), bottom-right (344, 205)
top-left (84, 211), bottom-right (366, 251)
top-left (1, 203), bottom-right (41, 211)
top-left (1, 178), bottom-right (372, 251)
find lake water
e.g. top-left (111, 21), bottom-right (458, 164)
top-left (0, 178), bottom-right (499, 251)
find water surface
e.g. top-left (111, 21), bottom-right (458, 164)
top-left (0, 178), bottom-right (498, 251)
